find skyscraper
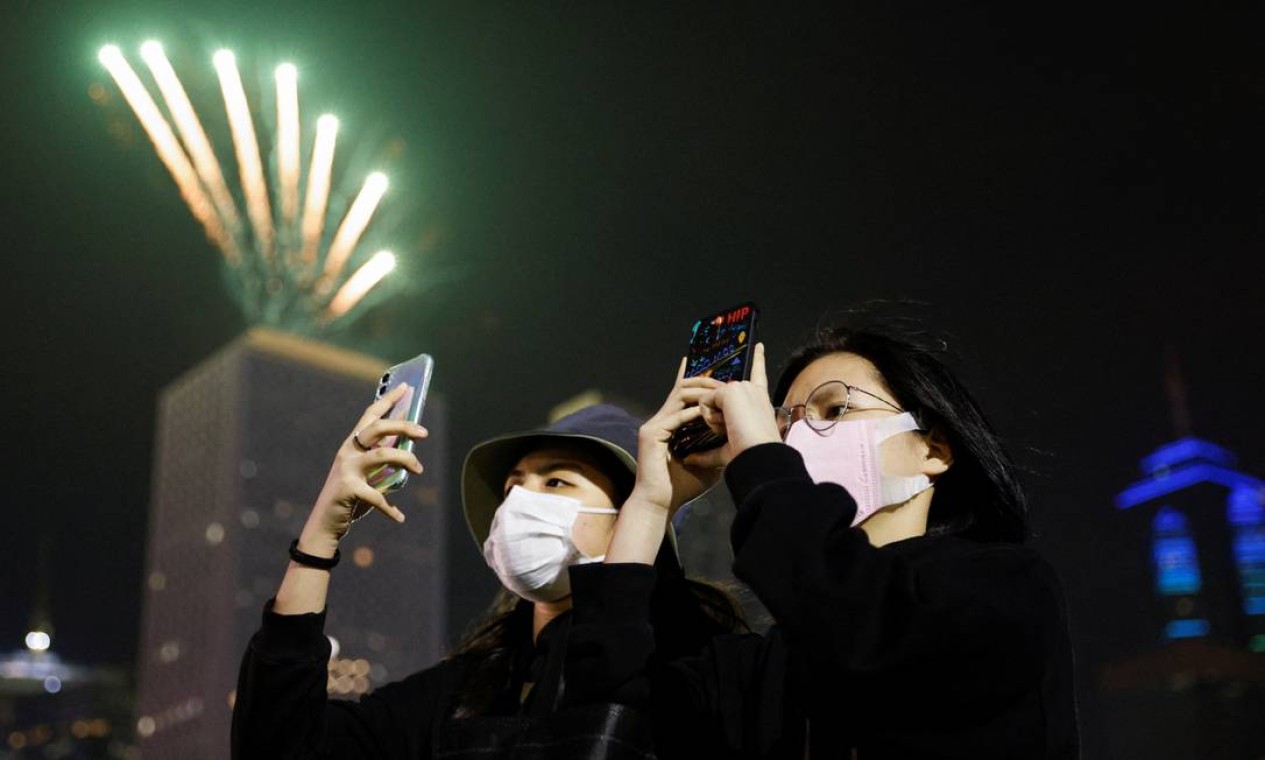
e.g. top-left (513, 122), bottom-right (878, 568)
top-left (1100, 435), bottom-right (1265, 758)
top-left (1116, 436), bottom-right (1265, 648)
top-left (134, 328), bottom-right (447, 758)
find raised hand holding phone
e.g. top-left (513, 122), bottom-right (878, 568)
top-left (606, 360), bottom-right (726, 565)
top-left (366, 353), bottom-right (435, 493)
top-left (632, 359), bottom-right (728, 511)
top-left (667, 302), bottom-right (760, 459)
top-left (694, 341), bottom-right (782, 464)
top-left (277, 382), bottom-right (429, 615)
top-left (304, 384), bottom-right (427, 543)
top-left (299, 352), bottom-right (434, 548)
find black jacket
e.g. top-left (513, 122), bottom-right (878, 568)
top-left (566, 442), bottom-right (1080, 759)
top-left (231, 600), bottom-right (563, 759)
top-left (232, 562), bottom-right (729, 758)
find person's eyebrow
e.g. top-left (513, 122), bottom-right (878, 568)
top-left (534, 459), bottom-right (589, 475)
top-left (502, 459), bottom-right (589, 490)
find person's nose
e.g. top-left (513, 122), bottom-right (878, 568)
top-left (517, 475), bottom-right (547, 494)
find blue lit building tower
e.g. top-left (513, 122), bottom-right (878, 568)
top-left (1097, 357), bottom-right (1265, 759)
top-left (1116, 438), bottom-right (1265, 650)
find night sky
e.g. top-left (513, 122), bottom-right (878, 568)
top-left (3, 1), bottom-right (1263, 751)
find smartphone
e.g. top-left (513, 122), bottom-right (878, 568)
top-left (366, 352), bottom-right (435, 493)
top-left (667, 302), bottom-right (759, 459)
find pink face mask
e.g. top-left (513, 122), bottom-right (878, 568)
top-left (783, 413), bottom-right (933, 527)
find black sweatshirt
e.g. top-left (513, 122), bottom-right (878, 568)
top-left (231, 602), bottom-right (569, 759)
top-left (231, 565), bottom-right (725, 758)
top-left (566, 442), bottom-right (1080, 759)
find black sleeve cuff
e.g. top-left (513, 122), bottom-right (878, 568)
top-left (569, 563), bottom-right (657, 627)
top-left (724, 442), bottom-right (813, 507)
top-left (253, 599), bottom-right (332, 662)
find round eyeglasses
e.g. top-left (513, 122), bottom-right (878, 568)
top-left (774, 380), bottom-right (905, 436)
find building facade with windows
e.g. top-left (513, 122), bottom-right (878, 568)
top-left (134, 329), bottom-right (448, 759)
top-left (1101, 436), bottom-right (1265, 758)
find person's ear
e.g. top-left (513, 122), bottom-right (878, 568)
top-left (922, 427), bottom-right (954, 478)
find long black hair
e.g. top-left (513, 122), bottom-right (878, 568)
top-left (774, 323), bottom-right (1029, 544)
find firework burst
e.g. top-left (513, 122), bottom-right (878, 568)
top-left (98, 42), bottom-right (403, 334)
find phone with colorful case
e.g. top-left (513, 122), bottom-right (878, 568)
top-left (667, 302), bottom-right (759, 458)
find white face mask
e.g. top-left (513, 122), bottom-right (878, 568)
top-left (482, 485), bottom-right (619, 602)
top-left (783, 412), bottom-right (933, 527)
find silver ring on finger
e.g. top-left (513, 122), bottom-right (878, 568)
top-left (352, 431), bottom-right (372, 452)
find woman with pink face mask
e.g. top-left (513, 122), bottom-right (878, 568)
top-left (566, 324), bottom-right (1079, 759)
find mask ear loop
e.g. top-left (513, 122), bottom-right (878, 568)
top-left (570, 505), bottom-right (620, 562)
top-left (873, 411), bottom-right (923, 443)
top-left (871, 413), bottom-right (935, 508)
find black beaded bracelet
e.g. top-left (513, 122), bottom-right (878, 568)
top-left (289, 539), bottom-right (340, 570)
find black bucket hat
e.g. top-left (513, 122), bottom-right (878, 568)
top-left (461, 404), bottom-right (645, 550)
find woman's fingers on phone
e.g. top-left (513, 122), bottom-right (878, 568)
top-left (665, 377), bottom-right (725, 415)
top-left (644, 402), bottom-right (703, 443)
top-left (664, 404), bottom-right (704, 435)
top-left (699, 397), bottom-right (724, 430)
top-left (654, 377), bottom-right (716, 418)
top-left (352, 484), bottom-right (406, 524)
top-left (678, 376), bottom-right (725, 391)
top-left (676, 385), bottom-right (719, 407)
top-left (353, 383), bottom-right (411, 431)
top-left (362, 446), bottom-right (424, 475)
top-left (359, 418), bottom-right (428, 445)
top-left (382, 418), bottom-right (427, 438)
top-left (751, 343), bottom-right (769, 389)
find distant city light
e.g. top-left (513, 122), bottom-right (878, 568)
top-left (1165, 619), bottom-right (1210, 639)
top-left (205, 522), bottom-right (225, 546)
top-left (159, 641), bottom-right (181, 664)
top-left (327, 656), bottom-right (374, 695)
top-left (25, 631), bottom-right (51, 652)
top-left (1153, 508), bottom-right (1202, 596)
top-left (1229, 487), bottom-right (1265, 619)
top-left (136, 716), bottom-right (156, 739)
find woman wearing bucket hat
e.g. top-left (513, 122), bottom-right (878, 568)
top-left (231, 387), bottom-right (743, 759)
